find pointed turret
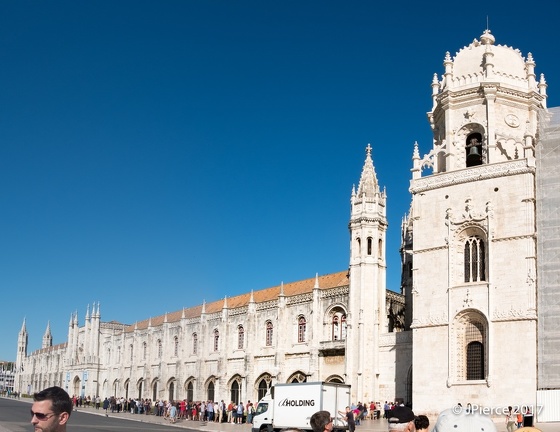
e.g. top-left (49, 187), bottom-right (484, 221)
top-left (42, 321), bottom-right (53, 349)
top-left (356, 144), bottom-right (380, 199)
top-left (16, 318), bottom-right (28, 382)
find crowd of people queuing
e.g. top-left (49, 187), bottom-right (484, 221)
top-left (28, 385), bottom-right (540, 432)
top-left (68, 394), bottom-right (257, 424)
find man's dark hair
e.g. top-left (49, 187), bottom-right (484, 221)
top-left (310, 410), bottom-right (331, 432)
top-left (33, 386), bottom-right (73, 416)
top-left (414, 414), bottom-right (430, 430)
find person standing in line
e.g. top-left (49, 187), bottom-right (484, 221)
top-left (237, 401), bottom-right (244, 423)
top-left (215, 400), bottom-right (222, 422)
top-left (169, 402), bottom-right (178, 423)
top-left (338, 406), bottom-right (355, 432)
top-left (247, 402), bottom-right (255, 424)
top-left (31, 386), bottom-right (73, 432)
top-left (310, 410), bottom-right (333, 432)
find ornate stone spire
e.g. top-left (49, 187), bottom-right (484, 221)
top-left (356, 144), bottom-right (379, 198)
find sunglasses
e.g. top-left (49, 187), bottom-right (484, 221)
top-left (30, 410), bottom-right (56, 421)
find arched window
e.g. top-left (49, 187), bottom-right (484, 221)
top-left (465, 132), bottom-right (483, 167)
top-left (230, 379), bottom-right (241, 405)
top-left (142, 342), bottom-right (147, 360)
top-left (298, 316), bottom-right (307, 343)
top-left (187, 381), bottom-right (194, 402)
top-left (169, 382), bottom-right (175, 402)
top-left (464, 237), bottom-right (486, 282)
top-left (331, 310), bottom-right (347, 341)
top-left (367, 237), bottom-right (373, 255)
top-left (265, 321), bottom-right (273, 346)
top-left (207, 381), bottom-right (215, 402)
top-left (129, 344), bottom-right (133, 362)
top-left (157, 339), bottom-right (162, 358)
top-left (213, 329), bottom-right (219, 351)
top-left (238, 325), bottom-right (244, 350)
top-left (378, 239), bottom-right (383, 259)
top-left (192, 333), bottom-right (198, 355)
top-left (152, 381), bottom-right (158, 401)
top-left (453, 310), bottom-right (487, 382)
top-left (257, 375), bottom-right (272, 401)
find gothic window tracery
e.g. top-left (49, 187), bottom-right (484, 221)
top-left (331, 309), bottom-right (347, 341)
top-left (213, 329), bottom-right (219, 351)
top-left (173, 336), bottom-right (179, 357)
top-left (257, 374), bottom-right (272, 401)
top-left (237, 325), bottom-right (244, 349)
top-left (288, 371), bottom-right (307, 383)
top-left (229, 375), bottom-right (242, 404)
top-left (265, 321), bottom-right (273, 346)
top-left (157, 339), bottom-right (162, 358)
top-left (186, 380), bottom-right (194, 402)
top-left (192, 333), bottom-right (198, 355)
top-left (464, 237), bottom-right (486, 282)
top-left (298, 316), bottom-right (307, 343)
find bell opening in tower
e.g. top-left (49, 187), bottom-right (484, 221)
top-left (465, 132), bottom-right (483, 167)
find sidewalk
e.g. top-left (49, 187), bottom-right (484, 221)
top-left (67, 406), bottom-right (395, 432)
top-left (42, 405), bottom-right (560, 432)
top-left (4, 397), bottom-right (559, 432)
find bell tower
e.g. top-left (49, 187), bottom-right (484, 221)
top-left (346, 144), bottom-right (388, 402)
top-left (408, 30), bottom-right (546, 413)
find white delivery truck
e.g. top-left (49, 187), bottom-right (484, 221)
top-left (251, 382), bottom-right (351, 432)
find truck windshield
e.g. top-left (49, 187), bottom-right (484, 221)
top-left (255, 402), bottom-right (268, 415)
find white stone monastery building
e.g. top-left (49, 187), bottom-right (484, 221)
top-left (15, 30), bottom-right (560, 420)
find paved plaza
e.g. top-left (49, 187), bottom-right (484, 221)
top-left (4, 397), bottom-right (558, 432)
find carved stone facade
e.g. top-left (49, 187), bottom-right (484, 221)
top-left (15, 29), bottom-right (557, 419)
top-left (403, 29), bottom-right (548, 415)
top-left (15, 147), bottom-right (410, 407)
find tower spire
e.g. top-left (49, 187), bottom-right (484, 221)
top-left (356, 144), bottom-right (380, 198)
top-left (42, 321), bottom-right (53, 348)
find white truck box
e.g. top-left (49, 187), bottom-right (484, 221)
top-left (252, 382), bottom-right (351, 432)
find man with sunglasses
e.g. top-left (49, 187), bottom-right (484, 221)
top-left (31, 386), bottom-right (73, 432)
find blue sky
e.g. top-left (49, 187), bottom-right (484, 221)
top-left (1, 1), bottom-right (558, 362)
